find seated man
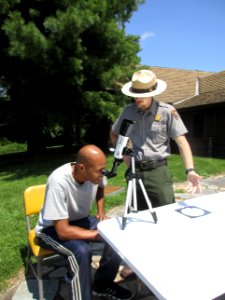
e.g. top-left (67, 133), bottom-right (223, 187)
top-left (35, 144), bottom-right (133, 300)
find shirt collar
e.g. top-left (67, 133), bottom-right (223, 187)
top-left (136, 98), bottom-right (158, 116)
top-left (149, 98), bottom-right (158, 116)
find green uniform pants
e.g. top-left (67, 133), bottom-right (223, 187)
top-left (126, 165), bottom-right (175, 210)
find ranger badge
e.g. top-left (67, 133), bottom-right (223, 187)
top-left (155, 114), bottom-right (161, 122)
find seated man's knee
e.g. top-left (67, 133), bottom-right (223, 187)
top-left (68, 240), bottom-right (92, 264)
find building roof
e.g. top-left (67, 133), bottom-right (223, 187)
top-left (198, 70), bottom-right (225, 93)
top-left (174, 70), bottom-right (225, 109)
top-left (150, 66), bottom-right (213, 103)
top-left (175, 89), bottom-right (225, 109)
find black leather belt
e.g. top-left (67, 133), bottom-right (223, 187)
top-left (135, 159), bottom-right (167, 171)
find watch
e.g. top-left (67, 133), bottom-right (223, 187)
top-left (185, 168), bottom-right (195, 175)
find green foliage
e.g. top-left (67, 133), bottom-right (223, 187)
top-left (3, 11), bottom-right (48, 61)
top-left (0, 0), bottom-right (144, 152)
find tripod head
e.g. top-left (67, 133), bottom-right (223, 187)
top-left (102, 158), bottom-right (122, 179)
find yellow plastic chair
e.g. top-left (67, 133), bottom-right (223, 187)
top-left (23, 184), bottom-right (121, 299)
top-left (24, 184), bottom-right (59, 300)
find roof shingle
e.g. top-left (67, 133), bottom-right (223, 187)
top-left (150, 66), bottom-right (213, 103)
top-left (175, 89), bottom-right (225, 109)
top-left (198, 70), bottom-right (225, 93)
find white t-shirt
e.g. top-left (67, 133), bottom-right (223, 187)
top-left (35, 163), bottom-right (105, 233)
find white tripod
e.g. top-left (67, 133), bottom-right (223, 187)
top-left (122, 151), bottom-right (158, 230)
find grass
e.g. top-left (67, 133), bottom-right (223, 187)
top-left (0, 139), bottom-right (27, 154)
top-left (0, 143), bottom-right (225, 292)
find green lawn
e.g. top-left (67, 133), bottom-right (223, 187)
top-left (1, 147), bottom-right (225, 292)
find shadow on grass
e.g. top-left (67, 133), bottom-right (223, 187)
top-left (0, 150), bottom-right (76, 182)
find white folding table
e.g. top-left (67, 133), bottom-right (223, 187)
top-left (98, 192), bottom-right (225, 300)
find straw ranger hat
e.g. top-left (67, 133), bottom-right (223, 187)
top-left (121, 69), bottom-right (167, 97)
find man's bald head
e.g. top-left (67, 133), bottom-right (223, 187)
top-left (76, 145), bottom-right (106, 166)
top-left (74, 145), bottom-right (106, 184)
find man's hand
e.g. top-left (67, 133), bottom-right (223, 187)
top-left (186, 171), bottom-right (202, 194)
top-left (96, 213), bottom-right (110, 221)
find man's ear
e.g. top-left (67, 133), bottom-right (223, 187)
top-left (77, 163), bottom-right (85, 171)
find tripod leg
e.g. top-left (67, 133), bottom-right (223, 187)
top-left (122, 180), bottom-right (133, 230)
top-left (138, 179), bottom-right (158, 223)
top-left (131, 177), bottom-right (138, 212)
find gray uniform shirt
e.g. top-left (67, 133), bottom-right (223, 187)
top-left (111, 99), bottom-right (188, 161)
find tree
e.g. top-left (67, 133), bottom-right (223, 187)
top-left (0, 0), bottom-right (144, 153)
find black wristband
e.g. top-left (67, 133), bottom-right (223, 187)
top-left (185, 168), bottom-right (195, 175)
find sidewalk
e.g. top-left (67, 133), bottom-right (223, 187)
top-left (1, 175), bottom-right (225, 300)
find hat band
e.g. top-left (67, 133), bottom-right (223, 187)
top-left (131, 82), bottom-right (157, 94)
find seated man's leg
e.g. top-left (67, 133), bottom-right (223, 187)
top-left (63, 239), bottom-right (93, 300)
top-left (37, 227), bottom-right (92, 300)
top-left (71, 216), bottom-right (133, 299)
top-left (94, 242), bottom-right (122, 283)
top-left (92, 242), bottom-right (133, 299)
top-left (38, 216), bottom-right (133, 300)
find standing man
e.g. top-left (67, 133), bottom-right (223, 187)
top-left (35, 144), bottom-right (133, 300)
top-left (110, 69), bottom-right (202, 210)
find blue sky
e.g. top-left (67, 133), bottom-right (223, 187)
top-left (125, 0), bottom-right (225, 72)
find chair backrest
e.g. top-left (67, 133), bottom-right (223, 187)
top-left (24, 184), bottom-right (46, 216)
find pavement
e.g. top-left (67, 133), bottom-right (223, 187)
top-left (1, 174), bottom-right (225, 300)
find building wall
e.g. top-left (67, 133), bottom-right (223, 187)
top-left (177, 103), bottom-right (225, 158)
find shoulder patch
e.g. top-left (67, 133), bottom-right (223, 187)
top-left (171, 108), bottom-right (180, 120)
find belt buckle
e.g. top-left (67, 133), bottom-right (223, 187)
top-left (140, 161), bottom-right (148, 170)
